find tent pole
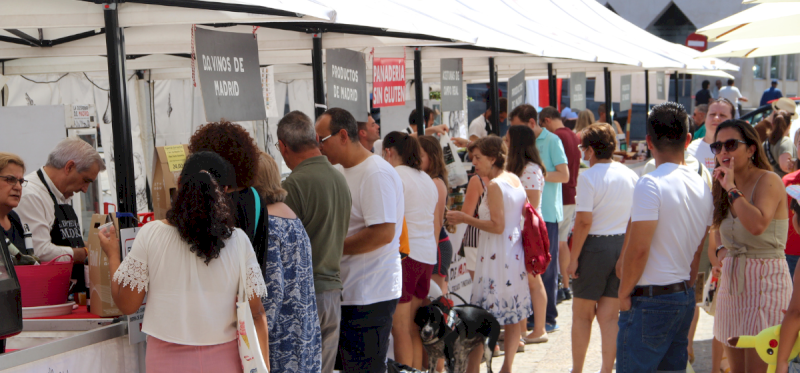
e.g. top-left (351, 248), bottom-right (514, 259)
top-left (645, 70), bottom-right (650, 115)
top-left (103, 1), bottom-right (138, 229)
top-left (489, 57), bottom-right (500, 135)
top-left (674, 70), bottom-right (679, 103)
top-left (414, 48), bottom-right (425, 132)
top-left (604, 67), bottom-right (613, 126)
top-left (548, 63), bottom-right (556, 108)
top-left (312, 33), bottom-right (326, 119)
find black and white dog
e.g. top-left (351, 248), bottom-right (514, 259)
top-left (414, 296), bottom-right (500, 373)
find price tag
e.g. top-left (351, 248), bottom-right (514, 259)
top-left (164, 145), bottom-right (187, 172)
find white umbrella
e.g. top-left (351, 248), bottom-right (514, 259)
top-left (697, 3), bottom-right (800, 42)
top-left (742, 0), bottom-right (800, 4)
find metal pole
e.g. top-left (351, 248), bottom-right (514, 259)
top-left (674, 70), bottom-right (679, 103)
top-left (103, 2), bottom-right (137, 229)
top-left (414, 48), bottom-right (424, 133)
top-left (489, 57), bottom-right (500, 135)
top-left (604, 67), bottom-right (613, 126)
top-left (312, 33), bottom-right (326, 119)
top-left (645, 69), bottom-right (650, 115)
top-left (547, 63), bottom-right (557, 108)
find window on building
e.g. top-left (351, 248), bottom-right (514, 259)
top-left (771, 56), bottom-right (781, 80)
top-left (788, 55), bottom-right (797, 80)
top-left (645, 2), bottom-right (697, 45)
top-left (753, 57), bottom-right (767, 79)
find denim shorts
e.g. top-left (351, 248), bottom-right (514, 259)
top-left (617, 287), bottom-right (695, 373)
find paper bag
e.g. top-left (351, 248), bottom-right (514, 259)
top-left (87, 214), bottom-right (122, 317)
top-left (151, 144), bottom-right (189, 220)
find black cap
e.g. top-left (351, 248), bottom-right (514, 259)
top-left (181, 151), bottom-right (237, 187)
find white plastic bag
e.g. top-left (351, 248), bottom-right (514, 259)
top-left (235, 234), bottom-right (269, 373)
top-left (700, 273), bottom-right (717, 316)
top-left (440, 133), bottom-right (469, 187)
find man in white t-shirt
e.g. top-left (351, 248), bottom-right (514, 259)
top-left (686, 98), bottom-right (735, 172)
top-left (617, 102), bottom-right (713, 372)
top-left (316, 107), bottom-right (404, 373)
top-left (718, 79), bottom-right (748, 118)
top-left (468, 98), bottom-right (508, 141)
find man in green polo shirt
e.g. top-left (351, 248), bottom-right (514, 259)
top-left (278, 111), bottom-right (352, 373)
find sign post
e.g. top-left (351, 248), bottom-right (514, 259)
top-left (656, 72), bottom-right (666, 101)
top-left (508, 69), bottom-right (526, 114)
top-left (326, 48), bottom-right (368, 122)
top-left (440, 59), bottom-right (464, 112)
top-left (570, 72), bottom-right (586, 111)
top-left (620, 75), bottom-right (632, 112)
top-left (193, 27), bottom-right (266, 123)
top-left (372, 58), bottom-right (406, 108)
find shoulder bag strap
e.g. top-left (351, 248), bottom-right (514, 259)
top-left (697, 161), bottom-right (703, 177)
top-left (250, 187), bottom-right (261, 237)
top-left (764, 140), bottom-right (777, 166)
top-left (237, 231), bottom-right (248, 302)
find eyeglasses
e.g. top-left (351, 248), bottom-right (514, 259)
top-left (710, 139), bottom-right (748, 155)
top-left (0, 175), bottom-right (27, 187)
top-left (319, 132), bottom-right (339, 144)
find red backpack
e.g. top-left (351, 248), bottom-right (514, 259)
top-left (521, 202), bottom-right (551, 275)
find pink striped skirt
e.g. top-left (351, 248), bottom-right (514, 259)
top-left (714, 257), bottom-right (792, 347)
top-left (146, 335), bottom-right (242, 373)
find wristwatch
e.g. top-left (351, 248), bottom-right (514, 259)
top-left (715, 245), bottom-right (726, 259)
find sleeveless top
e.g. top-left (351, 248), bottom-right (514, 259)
top-left (463, 176), bottom-right (486, 248)
top-left (719, 172), bottom-right (789, 294)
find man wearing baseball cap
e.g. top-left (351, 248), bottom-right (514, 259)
top-left (760, 79), bottom-right (784, 107)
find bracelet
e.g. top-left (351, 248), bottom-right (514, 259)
top-left (715, 245), bottom-right (726, 259)
top-left (728, 188), bottom-right (744, 204)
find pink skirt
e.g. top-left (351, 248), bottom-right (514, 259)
top-left (146, 336), bottom-right (242, 373)
top-left (714, 257), bottom-right (792, 347)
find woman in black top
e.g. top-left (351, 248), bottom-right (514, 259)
top-left (0, 153), bottom-right (27, 256)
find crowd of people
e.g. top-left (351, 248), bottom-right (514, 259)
top-left (8, 91), bottom-right (800, 373)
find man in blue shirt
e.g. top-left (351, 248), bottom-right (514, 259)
top-left (760, 79), bottom-right (783, 107)
top-left (509, 104), bottom-right (569, 332)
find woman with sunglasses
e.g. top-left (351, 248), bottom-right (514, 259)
top-left (0, 153), bottom-right (27, 258)
top-left (711, 119), bottom-right (792, 373)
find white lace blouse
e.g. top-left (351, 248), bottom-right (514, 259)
top-left (113, 221), bottom-right (267, 345)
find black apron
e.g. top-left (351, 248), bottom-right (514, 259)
top-left (36, 170), bottom-right (86, 293)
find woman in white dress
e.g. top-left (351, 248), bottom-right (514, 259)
top-left (447, 136), bottom-right (532, 373)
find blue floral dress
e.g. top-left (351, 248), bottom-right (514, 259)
top-left (262, 215), bottom-right (322, 372)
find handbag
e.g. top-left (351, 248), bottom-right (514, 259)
top-left (235, 233), bottom-right (270, 373)
top-left (700, 272), bottom-right (718, 316)
top-left (521, 202), bottom-right (551, 275)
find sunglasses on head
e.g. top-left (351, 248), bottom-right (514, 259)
top-left (709, 139), bottom-right (748, 155)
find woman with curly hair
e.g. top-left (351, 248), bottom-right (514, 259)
top-left (189, 121), bottom-right (268, 263)
top-left (98, 151), bottom-right (269, 373)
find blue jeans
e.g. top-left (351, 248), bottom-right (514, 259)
top-left (788, 255), bottom-right (800, 281)
top-left (541, 222), bottom-right (560, 325)
top-left (617, 287), bottom-right (695, 373)
top-left (337, 298), bottom-right (398, 373)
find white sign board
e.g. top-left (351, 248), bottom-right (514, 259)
top-left (67, 104), bottom-right (96, 129)
top-left (119, 226), bottom-right (146, 345)
top-left (569, 72), bottom-right (586, 111)
top-left (620, 75), bottom-right (632, 112)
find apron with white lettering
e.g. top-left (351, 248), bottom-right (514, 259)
top-left (37, 169), bottom-right (86, 293)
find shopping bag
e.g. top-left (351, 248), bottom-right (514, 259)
top-left (439, 133), bottom-right (469, 187)
top-left (235, 234), bottom-right (269, 373)
top-left (700, 273), bottom-right (718, 316)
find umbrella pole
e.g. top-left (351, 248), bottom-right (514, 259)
top-left (489, 57), bottom-right (500, 135)
top-left (674, 70), bottom-right (679, 103)
top-left (548, 63), bottom-right (557, 108)
top-left (312, 33), bottom-right (326, 119)
top-left (645, 70), bottom-right (650, 115)
top-left (103, 1), bottom-right (138, 230)
top-left (414, 48), bottom-right (425, 132)
top-left (604, 67), bottom-right (613, 126)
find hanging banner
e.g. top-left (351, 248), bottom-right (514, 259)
top-left (620, 74), bottom-right (632, 111)
top-left (260, 66), bottom-right (279, 118)
top-left (193, 27), bottom-right (266, 122)
top-left (656, 71), bottom-right (666, 100)
top-left (440, 58), bottom-right (463, 111)
top-left (570, 72), bottom-right (586, 111)
top-left (326, 48), bottom-right (368, 122)
top-left (508, 69), bottom-right (526, 113)
top-left (372, 58), bottom-right (406, 108)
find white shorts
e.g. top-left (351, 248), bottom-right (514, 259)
top-left (558, 204), bottom-right (576, 242)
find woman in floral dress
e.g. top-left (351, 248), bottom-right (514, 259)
top-left (447, 136), bottom-right (532, 373)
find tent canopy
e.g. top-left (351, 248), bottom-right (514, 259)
top-left (696, 3), bottom-right (800, 42)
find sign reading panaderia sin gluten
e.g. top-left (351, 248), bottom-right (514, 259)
top-left (326, 48), bottom-right (368, 122)
top-left (193, 27), bottom-right (266, 122)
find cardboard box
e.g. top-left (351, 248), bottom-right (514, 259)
top-left (151, 144), bottom-right (189, 220)
top-left (87, 214), bottom-right (122, 317)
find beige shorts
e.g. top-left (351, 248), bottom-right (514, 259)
top-left (558, 204), bottom-right (576, 242)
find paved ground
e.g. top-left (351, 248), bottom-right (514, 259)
top-left (479, 299), bottom-right (716, 373)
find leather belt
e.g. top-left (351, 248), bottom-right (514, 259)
top-left (631, 281), bottom-right (687, 297)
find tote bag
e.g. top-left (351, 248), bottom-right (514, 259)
top-left (235, 233), bottom-right (270, 373)
top-left (439, 133), bottom-right (469, 187)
